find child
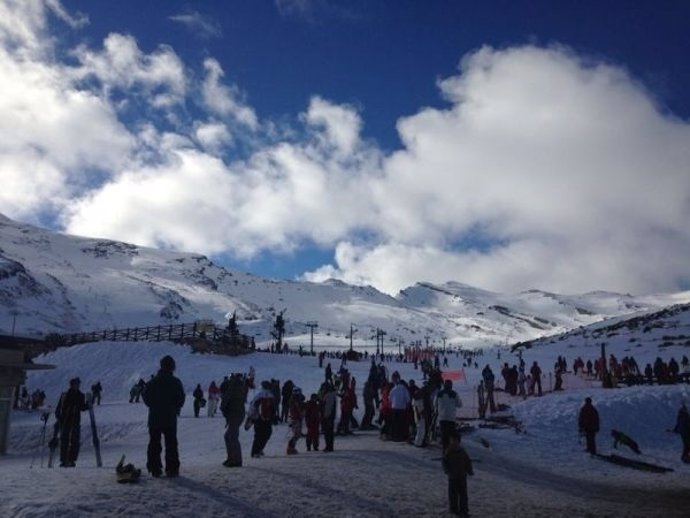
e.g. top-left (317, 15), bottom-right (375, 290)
top-left (442, 433), bottom-right (474, 517)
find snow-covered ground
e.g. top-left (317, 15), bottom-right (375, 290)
top-left (3, 339), bottom-right (690, 517)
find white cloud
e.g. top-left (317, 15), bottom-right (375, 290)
top-left (193, 121), bottom-right (232, 154)
top-left (202, 58), bottom-right (258, 129)
top-left (305, 96), bottom-right (362, 156)
top-left (72, 33), bottom-right (187, 108)
top-left (1, 1), bottom-right (689, 297)
top-left (169, 10), bottom-right (221, 39)
top-left (305, 46), bottom-right (690, 294)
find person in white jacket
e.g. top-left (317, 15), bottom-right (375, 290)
top-left (436, 379), bottom-right (462, 450)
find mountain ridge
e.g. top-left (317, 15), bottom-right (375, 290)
top-left (1, 213), bottom-right (688, 350)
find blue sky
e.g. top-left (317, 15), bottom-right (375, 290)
top-left (2, 0), bottom-right (690, 295)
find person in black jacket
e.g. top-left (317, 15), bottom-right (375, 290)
top-left (221, 373), bottom-right (247, 467)
top-left (443, 431), bottom-right (474, 517)
top-left (143, 355), bottom-right (186, 477)
top-left (55, 377), bottom-right (88, 467)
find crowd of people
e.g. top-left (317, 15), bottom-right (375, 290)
top-left (22, 346), bottom-right (690, 517)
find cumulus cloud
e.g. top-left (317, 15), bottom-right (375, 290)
top-left (1, 1), bottom-right (689, 296)
top-left (306, 46), bottom-right (690, 294)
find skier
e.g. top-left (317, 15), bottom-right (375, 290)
top-left (142, 355), bottom-right (185, 477)
top-left (436, 379), bottom-right (462, 450)
top-left (443, 431), bottom-right (474, 517)
top-left (672, 402), bottom-right (690, 463)
top-left (250, 380), bottom-right (275, 458)
top-left (220, 373), bottom-right (247, 467)
top-left (578, 397), bottom-right (600, 455)
top-left (55, 377), bottom-right (88, 467)
top-left (192, 384), bottom-right (205, 418)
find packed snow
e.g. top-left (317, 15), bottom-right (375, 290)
top-left (3, 336), bottom-right (690, 517)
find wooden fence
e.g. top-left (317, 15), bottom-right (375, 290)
top-left (37, 322), bottom-right (253, 358)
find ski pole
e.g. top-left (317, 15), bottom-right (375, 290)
top-left (31, 409), bottom-right (50, 469)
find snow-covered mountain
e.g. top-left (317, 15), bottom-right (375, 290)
top-left (1, 213), bottom-right (688, 349)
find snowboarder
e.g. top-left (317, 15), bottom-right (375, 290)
top-left (55, 377), bottom-right (88, 467)
top-left (672, 402), bottom-right (690, 463)
top-left (578, 397), bottom-right (600, 455)
top-left (220, 373), bottom-right (247, 467)
top-left (442, 431), bottom-right (474, 517)
top-left (142, 355), bottom-right (185, 477)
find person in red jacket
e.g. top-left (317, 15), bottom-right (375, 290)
top-left (578, 397), bottom-right (600, 454)
top-left (304, 393), bottom-right (321, 451)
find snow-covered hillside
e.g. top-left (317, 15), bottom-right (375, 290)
top-left (2, 213), bottom-right (689, 351)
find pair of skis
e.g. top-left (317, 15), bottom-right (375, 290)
top-left (45, 393), bottom-right (102, 468)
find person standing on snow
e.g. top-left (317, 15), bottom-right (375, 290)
top-left (436, 379), bottom-right (462, 450)
top-left (55, 377), bottom-right (88, 467)
top-left (143, 355), bottom-right (185, 477)
top-left (578, 397), bottom-right (600, 455)
top-left (389, 373), bottom-right (411, 442)
top-left (304, 393), bottom-right (321, 451)
top-left (672, 402), bottom-right (690, 463)
top-left (220, 373), bottom-right (247, 467)
top-left (530, 361), bottom-right (543, 396)
top-left (192, 384), bottom-right (205, 418)
top-left (320, 382), bottom-right (337, 452)
top-left (207, 380), bottom-right (221, 417)
top-left (443, 431), bottom-right (474, 517)
top-left (286, 387), bottom-right (305, 454)
top-left (250, 380), bottom-right (275, 458)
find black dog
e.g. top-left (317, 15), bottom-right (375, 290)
top-left (611, 429), bottom-right (641, 454)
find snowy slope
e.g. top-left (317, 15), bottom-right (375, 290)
top-left (1, 213), bottom-right (689, 352)
top-left (4, 322), bottom-right (690, 517)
